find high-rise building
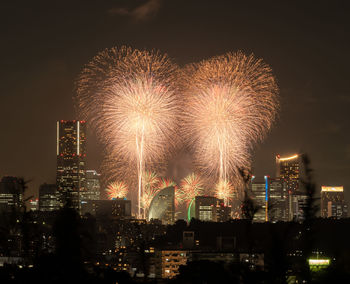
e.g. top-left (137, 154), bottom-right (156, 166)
top-left (250, 176), bottom-right (268, 222)
top-left (193, 196), bottom-right (231, 222)
top-left (56, 120), bottom-right (86, 211)
top-left (0, 176), bottom-right (24, 212)
top-left (81, 170), bottom-right (101, 201)
top-left (276, 154), bottom-right (300, 194)
top-left (148, 186), bottom-right (175, 224)
top-left (268, 178), bottom-right (288, 222)
top-left (321, 186), bottom-right (348, 219)
top-left (39, 183), bottom-right (59, 212)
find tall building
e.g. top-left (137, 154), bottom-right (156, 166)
top-left (81, 170), bottom-right (101, 201)
top-left (148, 186), bottom-right (175, 225)
top-left (56, 120), bottom-right (86, 210)
top-left (0, 176), bottom-right (24, 212)
top-left (268, 178), bottom-right (288, 222)
top-left (194, 196), bottom-right (231, 222)
top-left (321, 186), bottom-right (348, 219)
top-left (276, 154), bottom-right (300, 193)
top-left (250, 176), bottom-right (268, 222)
top-left (39, 183), bottom-right (59, 212)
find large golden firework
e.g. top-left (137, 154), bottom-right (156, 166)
top-left (182, 52), bottom-right (279, 191)
top-left (76, 47), bottom-right (181, 217)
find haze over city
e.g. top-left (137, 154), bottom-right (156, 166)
top-left (1, 0), bottom-right (349, 203)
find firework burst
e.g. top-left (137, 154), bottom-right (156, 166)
top-left (76, 46), bottom-right (180, 217)
top-left (215, 179), bottom-right (234, 205)
top-left (106, 181), bottom-right (128, 199)
top-left (179, 173), bottom-right (204, 203)
top-left (141, 171), bottom-right (160, 214)
top-left (182, 51), bottom-right (279, 191)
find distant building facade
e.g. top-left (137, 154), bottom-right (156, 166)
top-left (81, 170), bottom-right (100, 201)
top-left (268, 178), bottom-right (288, 222)
top-left (56, 120), bottom-right (86, 211)
top-left (276, 154), bottom-right (300, 193)
top-left (81, 199), bottom-right (131, 218)
top-left (321, 186), bottom-right (348, 219)
top-left (148, 186), bottom-right (175, 225)
top-left (0, 176), bottom-right (24, 212)
top-left (250, 176), bottom-right (268, 222)
top-left (250, 176), bottom-right (289, 222)
top-left (194, 196), bottom-right (231, 222)
top-left (39, 183), bottom-right (59, 212)
top-left (155, 250), bottom-right (188, 279)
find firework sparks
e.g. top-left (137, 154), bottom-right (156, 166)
top-left (141, 171), bottom-right (160, 215)
top-left (76, 46), bottom-right (180, 217)
top-left (179, 173), bottom-right (204, 203)
top-left (106, 181), bottom-right (128, 199)
top-left (182, 51), bottom-right (279, 191)
top-left (215, 179), bottom-right (234, 205)
top-left (157, 177), bottom-right (185, 206)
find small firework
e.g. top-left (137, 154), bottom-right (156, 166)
top-left (215, 179), bottom-right (234, 205)
top-left (106, 181), bottom-right (128, 199)
top-left (180, 173), bottom-right (204, 203)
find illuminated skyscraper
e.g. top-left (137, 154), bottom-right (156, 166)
top-left (268, 178), bottom-right (288, 222)
top-left (56, 120), bottom-right (86, 210)
top-left (321, 186), bottom-right (348, 219)
top-left (276, 154), bottom-right (300, 193)
top-left (250, 176), bottom-right (268, 222)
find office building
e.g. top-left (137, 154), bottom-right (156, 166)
top-left (250, 176), bottom-right (268, 222)
top-left (39, 183), bottom-right (59, 211)
top-left (148, 186), bottom-right (175, 225)
top-left (81, 170), bottom-right (101, 201)
top-left (321, 186), bottom-right (348, 219)
top-left (56, 120), bottom-right (86, 210)
top-left (268, 178), bottom-right (288, 222)
top-left (194, 196), bottom-right (231, 222)
top-left (0, 176), bottom-right (24, 212)
top-left (276, 154), bottom-right (300, 193)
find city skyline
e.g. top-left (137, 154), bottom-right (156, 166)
top-left (1, 0), bottom-right (349, 204)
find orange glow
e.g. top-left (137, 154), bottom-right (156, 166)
top-left (277, 154), bottom-right (298, 161)
top-left (321, 186), bottom-right (343, 192)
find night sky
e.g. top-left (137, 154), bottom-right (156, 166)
top-left (1, 0), bottom-right (349, 203)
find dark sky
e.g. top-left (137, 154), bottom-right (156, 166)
top-left (1, 0), bottom-right (349, 202)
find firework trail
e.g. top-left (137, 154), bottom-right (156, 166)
top-left (179, 173), bottom-right (204, 204)
top-left (141, 171), bottom-right (160, 217)
top-left (214, 179), bottom-right (234, 205)
top-left (182, 51), bottom-right (279, 193)
top-left (106, 181), bottom-right (128, 199)
top-left (76, 47), bottom-right (180, 218)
